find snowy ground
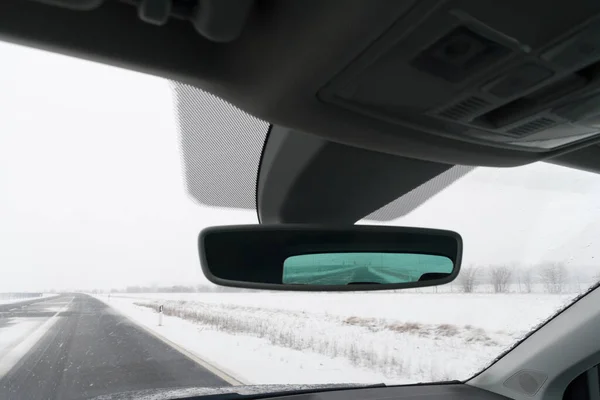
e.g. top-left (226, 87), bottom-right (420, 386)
top-left (0, 295), bottom-right (70, 378)
top-left (0, 293), bottom-right (57, 306)
top-left (98, 291), bottom-right (576, 385)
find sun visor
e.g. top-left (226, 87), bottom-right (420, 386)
top-left (319, 1), bottom-right (600, 152)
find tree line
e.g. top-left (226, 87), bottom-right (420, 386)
top-left (457, 262), bottom-right (594, 294)
top-left (83, 263), bottom-right (599, 295)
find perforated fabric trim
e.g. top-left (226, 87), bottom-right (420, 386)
top-left (173, 82), bottom-right (471, 221)
top-left (173, 82), bottom-right (270, 210)
top-left (364, 166), bottom-right (474, 221)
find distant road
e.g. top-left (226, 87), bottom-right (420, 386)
top-left (0, 294), bottom-right (229, 399)
top-left (289, 265), bottom-right (412, 285)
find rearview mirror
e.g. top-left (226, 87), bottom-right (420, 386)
top-left (199, 225), bottom-right (462, 291)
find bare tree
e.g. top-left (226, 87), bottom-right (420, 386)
top-left (458, 267), bottom-right (479, 293)
top-left (521, 268), bottom-right (533, 293)
top-left (538, 262), bottom-right (568, 294)
top-left (490, 266), bottom-right (512, 293)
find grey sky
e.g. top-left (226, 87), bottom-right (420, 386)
top-left (1, 41), bottom-right (600, 292)
top-left (0, 42), bottom-right (255, 291)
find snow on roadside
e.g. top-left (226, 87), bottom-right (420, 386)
top-left (0, 293), bottom-right (58, 306)
top-left (94, 292), bottom-right (572, 385)
top-left (96, 296), bottom-right (389, 384)
top-left (0, 319), bottom-right (45, 360)
top-left (115, 292), bottom-right (574, 332)
top-left (0, 295), bottom-right (71, 378)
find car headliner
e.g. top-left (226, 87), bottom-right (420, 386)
top-left (3, 0), bottom-right (600, 224)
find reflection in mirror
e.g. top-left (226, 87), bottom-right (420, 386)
top-left (282, 253), bottom-right (453, 285)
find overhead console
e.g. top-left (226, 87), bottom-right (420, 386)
top-left (320, 0), bottom-right (600, 151)
top-left (6, 0), bottom-right (600, 168)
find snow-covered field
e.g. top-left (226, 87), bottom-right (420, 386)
top-left (0, 295), bottom-right (70, 378)
top-left (99, 291), bottom-right (577, 385)
top-left (0, 293), bottom-right (57, 306)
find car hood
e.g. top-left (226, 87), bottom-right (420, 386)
top-left (88, 384), bottom-right (369, 400)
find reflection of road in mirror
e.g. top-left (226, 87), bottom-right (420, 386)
top-left (282, 253), bottom-right (453, 285)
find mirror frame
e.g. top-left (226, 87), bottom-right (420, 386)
top-left (199, 225), bottom-right (463, 291)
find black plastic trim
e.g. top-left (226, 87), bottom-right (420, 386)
top-left (198, 224), bottom-right (463, 292)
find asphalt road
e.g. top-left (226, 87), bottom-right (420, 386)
top-left (0, 294), bottom-right (229, 399)
top-left (290, 265), bottom-right (413, 285)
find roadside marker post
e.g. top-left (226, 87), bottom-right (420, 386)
top-left (158, 304), bottom-right (164, 326)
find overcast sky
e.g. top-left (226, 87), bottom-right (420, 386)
top-left (2, 41), bottom-right (600, 292)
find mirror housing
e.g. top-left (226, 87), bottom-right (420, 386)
top-left (199, 225), bottom-right (462, 291)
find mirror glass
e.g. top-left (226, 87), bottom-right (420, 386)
top-left (282, 252), bottom-right (453, 285)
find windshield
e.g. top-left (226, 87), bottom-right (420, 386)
top-left (1, 41), bottom-right (599, 400)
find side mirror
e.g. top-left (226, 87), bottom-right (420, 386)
top-left (199, 225), bottom-right (462, 291)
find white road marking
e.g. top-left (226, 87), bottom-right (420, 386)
top-left (132, 321), bottom-right (245, 385)
top-left (0, 297), bottom-right (74, 378)
top-left (97, 296), bottom-right (244, 385)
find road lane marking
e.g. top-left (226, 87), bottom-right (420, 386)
top-left (0, 296), bottom-right (74, 379)
top-left (133, 320), bottom-right (245, 386)
top-left (94, 296), bottom-right (244, 385)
